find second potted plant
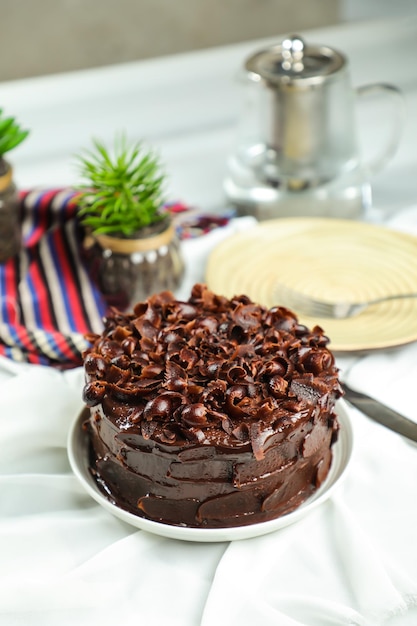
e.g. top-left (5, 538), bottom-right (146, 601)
top-left (75, 136), bottom-right (184, 310)
top-left (0, 108), bottom-right (29, 262)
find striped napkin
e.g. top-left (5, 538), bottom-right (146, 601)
top-left (0, 189), bottom-right (106, 367)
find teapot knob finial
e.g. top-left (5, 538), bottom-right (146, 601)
top-left (281, 35), bottom-right (305, 72)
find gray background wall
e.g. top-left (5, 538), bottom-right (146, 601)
top-left (1, 0), bottom-right (416, 82)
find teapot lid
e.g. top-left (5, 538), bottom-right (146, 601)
top-left (245, 35), bottom-right (346, 85)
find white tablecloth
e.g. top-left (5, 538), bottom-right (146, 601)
top-left (2, 210), bottom-right (417, 626)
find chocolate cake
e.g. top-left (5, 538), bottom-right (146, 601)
top-left (83, 283), bottom-right (342, 528)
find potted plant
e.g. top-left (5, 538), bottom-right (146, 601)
top-left (75, 135), bottom-right (184, 310)
top-left (0, 108), bottom-right (29, 262)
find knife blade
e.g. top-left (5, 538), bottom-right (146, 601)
top-left (341, 382), bottom-right (417, 443)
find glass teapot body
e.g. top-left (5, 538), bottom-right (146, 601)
top-left (225, 36), bottom-right (402, 220)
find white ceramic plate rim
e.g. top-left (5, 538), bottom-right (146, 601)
top-left (67, 400), bottom-right (354, 542)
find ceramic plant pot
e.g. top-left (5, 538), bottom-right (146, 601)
top-left (83, 217), bottom-right (184, 310)
top-left (0, 161), bottom-right (21, 263)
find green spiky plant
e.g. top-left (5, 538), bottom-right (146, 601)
top-left (0, 109), bottom-right (29, 176)
top-left (75, 136), bottom-right (168, 237)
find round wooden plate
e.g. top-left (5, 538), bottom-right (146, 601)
top-left (206, 217), bottom-right (417, 352)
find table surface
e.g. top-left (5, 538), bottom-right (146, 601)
top-left (1, 14), bottom-right (417, 626)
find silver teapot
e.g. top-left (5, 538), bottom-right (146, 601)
top-left (224, 35), bottom-right (403, 220)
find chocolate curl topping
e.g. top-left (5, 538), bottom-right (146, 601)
top-left (84, 284), bottom-right (342, 457)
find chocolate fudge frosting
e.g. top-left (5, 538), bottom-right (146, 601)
top-left (83, 283), bottom-right (342, 528)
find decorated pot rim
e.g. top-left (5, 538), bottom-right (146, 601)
top-left (85, 220), bottom-right (176, 255)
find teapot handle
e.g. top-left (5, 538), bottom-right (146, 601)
top-left (355, 83), bottom-right (404, 178)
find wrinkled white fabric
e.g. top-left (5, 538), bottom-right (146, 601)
top-left (2, 212), bottom-right (417, 625)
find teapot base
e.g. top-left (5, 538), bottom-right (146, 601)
top-left (224, 176), bottom-right (372, 222)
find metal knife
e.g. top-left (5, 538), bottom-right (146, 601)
top-left (341, 382), bottom-right (417, 444)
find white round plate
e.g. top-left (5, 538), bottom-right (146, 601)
top-left (67, 400), bottom-right (353, 542)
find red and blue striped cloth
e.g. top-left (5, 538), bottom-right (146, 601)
top-left (0, 189), bottom-right (106, 367)
top-left (0, 189), bottom-right (234, 368)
